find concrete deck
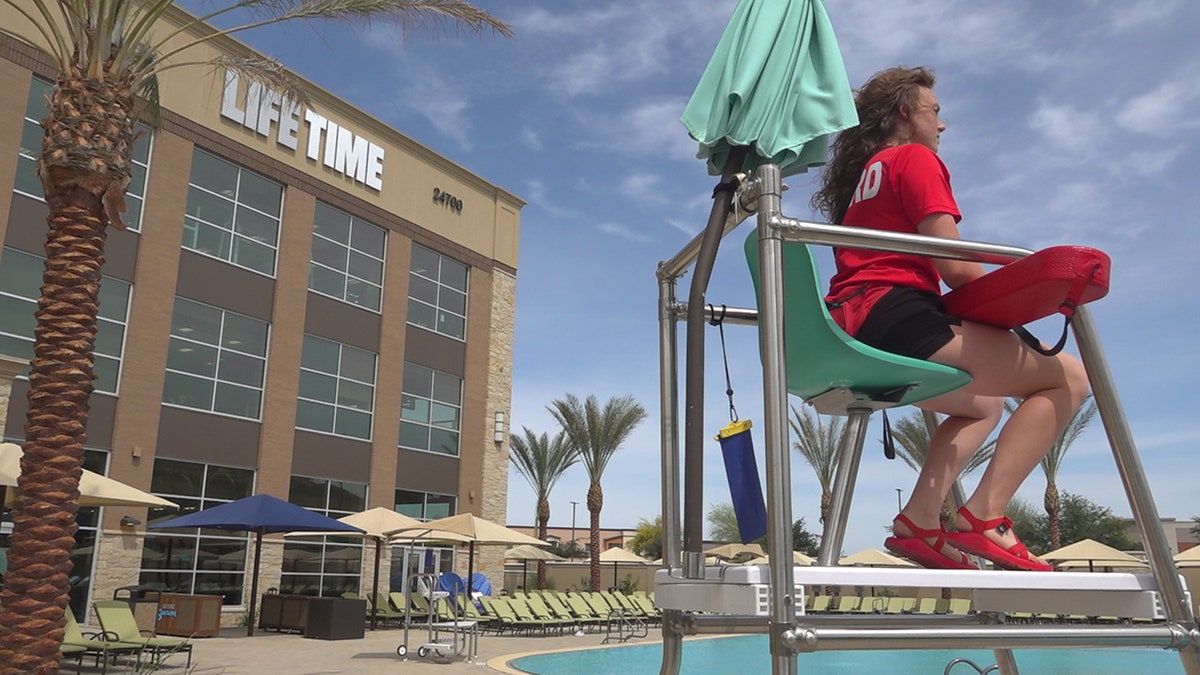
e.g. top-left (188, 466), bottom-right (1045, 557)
top-left (69, 623), bottom-right (650, 674)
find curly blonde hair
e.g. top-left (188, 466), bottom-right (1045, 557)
top-left (811, 66), bottom-right (936, 224)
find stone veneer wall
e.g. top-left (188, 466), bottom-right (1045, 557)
top-left (475, 269), bottom-right (516, 582)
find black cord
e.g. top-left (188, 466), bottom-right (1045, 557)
top-left (708, 304), bottom-right (738, 422)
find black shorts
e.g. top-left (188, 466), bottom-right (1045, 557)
top-left (855, 286), bottom-right (960, 360)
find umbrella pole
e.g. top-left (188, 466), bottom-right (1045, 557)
top-left (522, 560), bottom-right (528, 592)
top-left (370, 537), bottom-right (381, 631)
top-left (467, 541), bottom-right (476, 609)
top-left (247, 530), bottom-right (263, 637)
top-left (683, 147), bottom-right (747, 575)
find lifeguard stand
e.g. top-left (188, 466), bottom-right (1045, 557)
top-left (653, 163), bottom-right (1200, 675)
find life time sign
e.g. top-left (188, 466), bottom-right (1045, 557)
top-left (220, 70), bottom-right (385, 191)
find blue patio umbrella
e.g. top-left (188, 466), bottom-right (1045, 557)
top-left (150, 493), bottom-right (365, 636)
top-left (674, 0), bottom-right (858, 563)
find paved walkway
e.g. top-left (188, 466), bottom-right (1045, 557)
top-left (72, 623), bottom-right (653, 674)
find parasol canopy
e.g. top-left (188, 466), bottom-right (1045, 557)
top-left (150, 493), bottom-right (364, 636)
top-left (598, 546), bottom-right (651, 587)
top-left (706, 542), bottom-right (765, 561)
top-left (1, 442), bottom-right (177, 508)
top-left (1042, 539), bottom-right (1146, 571)
top-left (838, 548), bottom-right (917, 568)
top-left (681, 0), bottom-right (858, 178)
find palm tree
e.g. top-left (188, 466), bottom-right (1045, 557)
top-left (0, 3), bottom-right (508, 671)
top-left (548, 393), bottom-right (647, 591)
top-left (509, 427), bottom-right (578, 589)
top-left (1042, 398), bottom-right (1097, 549)
top-left (789, 404), bottom-right (843, 524)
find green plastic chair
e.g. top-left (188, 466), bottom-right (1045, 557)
top-left (744, 232), bottom-right (971, 412)
top-left (92, 600), bottom-right (192, 669)
top-left (745, 233), bottom-right (973, 563)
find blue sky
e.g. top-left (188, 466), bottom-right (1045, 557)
top-left (214, 0), bottom-right (1200, 556)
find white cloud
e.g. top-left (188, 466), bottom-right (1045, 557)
top-left (1026, 101), bottom-right (1106, 161)
top-left (1115, 79), bottom-right (1197, 134)
top-left (597, 222), bottom-right (653, 243)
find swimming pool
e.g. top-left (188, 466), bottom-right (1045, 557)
top-left (509, 635), bottom-right (1185, 674)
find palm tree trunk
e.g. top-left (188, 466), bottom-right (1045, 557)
top-left (820, 489), bottom-right (831, 524)
top-left (0, 206), bottom-right (107, 674)
top-left (0, 72), bottom-right (127, 674)
top-left (587, 482), bottom-right (603, 592)
top-left (536, 498), bottom-right (549, 589)
top-left (1045, 482), bottom-right (1062, 550)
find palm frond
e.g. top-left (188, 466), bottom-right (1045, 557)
top-left (1041, 397), bottom-right (1097, 480)
top-left (788, 404), bottom-right (841, 488)
top-left (508, 427), bottom-right (579, 501)
top-left (548, 393), bottom-right (647, 483)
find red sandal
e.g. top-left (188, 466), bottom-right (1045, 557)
top-left (884, 514), bottom-right (978, 570)
top-left (944, 506), bottom-right (1053, 572)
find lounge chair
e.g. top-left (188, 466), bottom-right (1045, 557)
top-left (544, 592), bottom-right (602, 632)
top-left (63, 611), bottom-right (144, 674)
top-left (526, 593), bottom-right (579, 633)
top-left (911, 597), bottom-right (939, 614)
top-left (830, 595), bottom-right (862, 613)
top-left (808, 595), bottom-right (832, 613)
top-left (484, 596), bottom-right (545, 636)
top-left (368, 591), bottom-right (405, 627)
top-left (508, 596), bottom-right (571, 635)
top-left (92, 600), bottom-right (193, 669)
top-left (389, 591), bottom-right (430, 624)
top-left (625, 592), bottom-right (662, 623)
top-left (852, 596), bottom-right (885, 613)
top-left (477, 596), bottom-right (520, 635)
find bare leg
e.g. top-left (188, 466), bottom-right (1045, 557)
top-left (919, 320), bottom-right (1090, 556)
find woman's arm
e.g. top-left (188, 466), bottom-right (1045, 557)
top-left (917, 212), bottom-right (986, 289)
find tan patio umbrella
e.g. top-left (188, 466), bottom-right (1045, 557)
top-left (1042, 539), bottom-right (1144, 572)
top-left (743, 551), bottom-right (815, 566)
top-left (285, 507), bottom-right (428, 630)
top-left (598, 546), bottom-right (651, 588)
top-left (505, 544), bottom-right (566, 590)
top-left (838, 548), bottom-right (917, 568)
top-left (706, 542), bottom-right (765, 561)
top-left (1174, 546), bottom-right (1200, 568)
top-left (1, 442), bottom-right (177, 508)
top-left (386, 512), bottom-right (548, 596)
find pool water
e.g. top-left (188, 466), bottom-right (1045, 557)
top-left (510, 635), bottom-right (1186, 674)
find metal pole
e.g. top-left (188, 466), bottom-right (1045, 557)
top-left (817, 407), bottom-right (871, 567)
top-left (754, 163), bottom-right (798, 675)
top-left (1071, 306), bottom-right (1200, 675)
top-left (683, 149), bottom-right (747, 577)
top-left (570, 501), bottom-right (579, 559)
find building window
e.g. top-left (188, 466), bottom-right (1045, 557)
top-left (141, 459), bottom-right (255, 606)
top-left (0, 247), bottom-right (130, 394)
top-left (162, 298), bottom-right (268, 419)
top-left (408, 244), bottom-right (467, 340)
top-left (183, 149), bottom-right (282, 276)
top-left (16, 77), bottom-right (152, 231)
top-left (394, 489), bottom-right (455, 520)
top-left (309, 202), bottom-right (386, 312)
top-left (296, 334), bottom-right (376, 440)
top-left (398, 363), bottom-right (461, 456)
top-left (280, 476), bottom-right (367, 598)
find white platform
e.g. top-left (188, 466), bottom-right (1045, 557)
top-left (655, 565), bottom-right (1189, 619)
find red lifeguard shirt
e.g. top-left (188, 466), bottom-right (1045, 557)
top-left (825, 144), bottom-right (962, 335)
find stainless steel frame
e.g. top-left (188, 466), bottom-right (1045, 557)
top-left (655, 162), bottom-right (1200, 675)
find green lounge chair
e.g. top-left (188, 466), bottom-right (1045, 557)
top-left (508, 596), bottom-right (570, 635)
top-left (484, 596), bottom-right (544, 636)
top-left (63, 610), bottom-right (144, 674)
top-left (368, 591), bottom-right (405, 627)
top-left (911, 597), bottom-right (939, 614)
top-left (92, 600), bottom-right (193, 669)
top-left (389, 591), bottom-right (430, 624)
top-left (526, 593), bottom-right (579, 633)
top-left (831, 595), bottom-right (862, 613)
top-left (808, 595), bottom-right (832, 613)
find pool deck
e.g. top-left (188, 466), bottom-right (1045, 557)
top-left (71, 623), bottom-right (645, 674)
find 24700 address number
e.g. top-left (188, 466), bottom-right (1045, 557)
top-left (433, 188), bottom-right (463, 214)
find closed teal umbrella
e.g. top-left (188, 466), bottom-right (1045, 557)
top-left (675, 0), bottom-right (858, 579)
top-left (681, 0), bottom-right (858, 177)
